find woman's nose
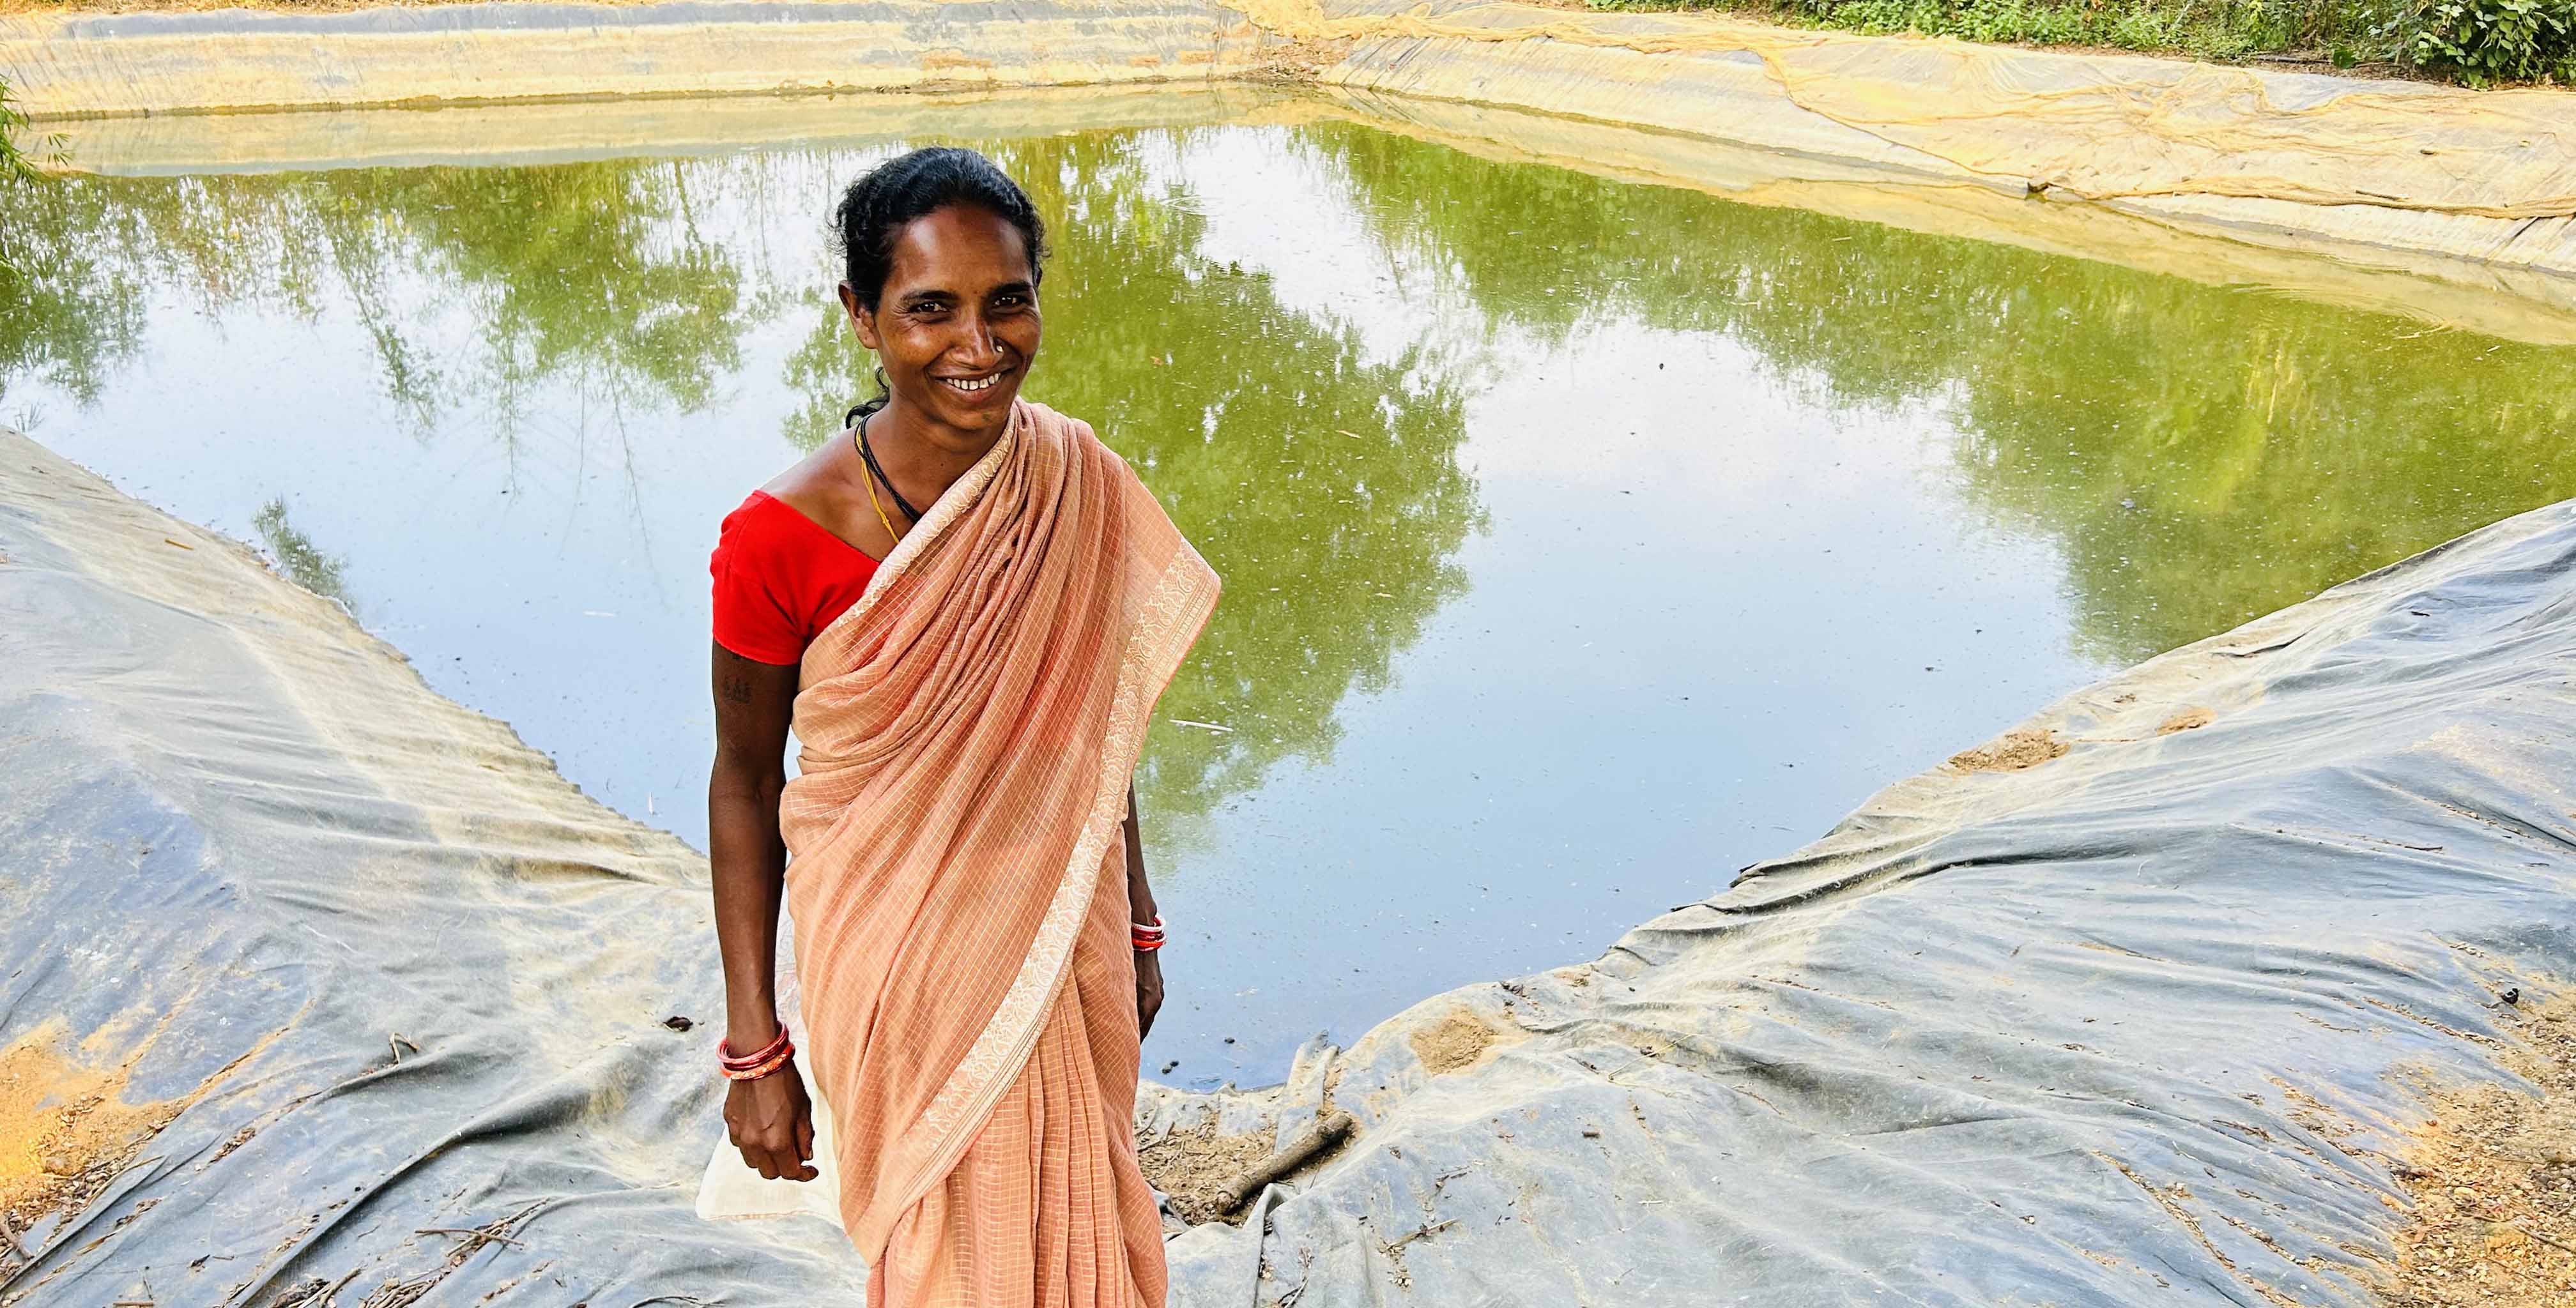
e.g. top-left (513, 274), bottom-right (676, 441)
top-left (954, 314), bottom-right (1004, 366)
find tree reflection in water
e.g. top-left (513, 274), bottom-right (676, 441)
top-left (1304, 121), bottom-right (2576, 664)
top-left (3, 160), bottom-right (747, 434)
top-left (0, 130), bottom-right (1485, 830)
top-left (13, 114), bottom-right (2576, 823)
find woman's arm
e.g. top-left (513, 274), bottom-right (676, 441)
top-left (708, 642), bottom-right (816, 1181)
top-left (1126, 782), bottom-right (1163, 1040)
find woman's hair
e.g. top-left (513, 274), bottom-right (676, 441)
top-left (834, 147), bottom-right (1048, 308)
top-left (835, 148), bottom-right (1048, 424)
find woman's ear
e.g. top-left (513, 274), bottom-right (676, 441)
top-left (840, 283), bottom-right (881, 351)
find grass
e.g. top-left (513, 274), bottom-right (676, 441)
top-left (1586, 0), bottom-right (2576, 84)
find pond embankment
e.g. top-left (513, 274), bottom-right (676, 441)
top-left (0, 0), bottom-right (1278, 112)
top-left (1296, 0), bottom-right (2576, 305)
top-left (4, 0), bottom-right (2573, 312)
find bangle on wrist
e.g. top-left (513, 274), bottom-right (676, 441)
top-left (719, 1024), bottom-right (793, 1080)
top-left (1131, 915), bottom-right (1165, 952)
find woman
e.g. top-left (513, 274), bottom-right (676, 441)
top-left (702, 147), bottom-right (1218, 1306)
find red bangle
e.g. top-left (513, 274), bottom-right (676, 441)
top-left (719, 1024), bottom-right (791, 1070)
top-left (721, 1042), bottom-right (795, 1081)
top-left (1131, 915), bottom-right (1166, 952)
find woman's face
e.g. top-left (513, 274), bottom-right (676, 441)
top-left (846, 202), bottom-right (1042, 449)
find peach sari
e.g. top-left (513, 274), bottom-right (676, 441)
top-left (778, 399), bottom-right (1216, 1307)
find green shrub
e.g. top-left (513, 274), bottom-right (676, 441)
top-left (2381, 0), bottom-right (2576, 84)
top-left (1588, 0), bottom-right (2576, 84)
top-left (1771, 0), bottom-right (2377, 57)
top-left (0, 74), bottom-right (66, 185)
top-left (1, 75), bottom-right (34, 183)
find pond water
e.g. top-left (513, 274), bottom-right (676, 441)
top-left (11, 90), bottom-right (2576, 1085)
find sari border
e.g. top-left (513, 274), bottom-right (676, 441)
top-left (851, 536), bottom-right (1221, 1259)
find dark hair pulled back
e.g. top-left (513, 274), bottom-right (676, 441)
top-left (835, 147), bottom-right (1049, 425)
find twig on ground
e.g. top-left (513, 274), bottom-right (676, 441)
top-left (1217, 1112), bottom-right (1355, 1213)
top-left (411, 1228), bottom-right (526, 1248)
top-left (2520, 1224), bottom-right (2576, 1257)
top-left (1384, 1219), bottom-right (1458, 1252)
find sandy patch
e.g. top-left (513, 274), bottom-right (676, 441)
top-left (1409, 1009), bottom-right (1500, 1076)
top-left (2387, 993), bottom-right (2576, 1305)
top-left (1947, 727), bottom-right (2068, 773)
top-left (1138, 1114), bottom-right (1272, 1227)
top-left (1252, 33), bottom-right (1351, 80)
top-left (2158, 707), bottom-right (2216, 734)
top-left (0, 1027), bottom-right (183, 1258)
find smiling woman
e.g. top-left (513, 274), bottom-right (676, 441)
top-left (698, 147), bottom-right (1220, 1307)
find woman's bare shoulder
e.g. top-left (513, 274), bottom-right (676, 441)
top-left (760, 434), bottom-right (846, 501)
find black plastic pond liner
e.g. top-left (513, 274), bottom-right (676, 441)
top-left (6, 423), bottom-right (2575, 1307)
top-left (0, 434), bottom-right (868, 1306)
top-left (1160, 497), bottom-right (2576, 1304)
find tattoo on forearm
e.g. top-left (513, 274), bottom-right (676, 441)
top-left (720, 673), bottom-right (755, 705)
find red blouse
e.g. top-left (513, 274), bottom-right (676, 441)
top-left (709, 490), bottom-right (882, 665)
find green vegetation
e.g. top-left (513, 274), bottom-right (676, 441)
top-left (1, 78), bottom-right (24, 182)
top-left (2391, 0), bottom-right (2576, 84)
top-left (1591, 0), bottom-right (2576, 85)
top-left (1307, 121), bottom-right (2576, 663)
top-left (0, 72), bottom-right (67, 183)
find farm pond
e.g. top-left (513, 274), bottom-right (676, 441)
top-left (10, 86), bottom-right (2576, 1084)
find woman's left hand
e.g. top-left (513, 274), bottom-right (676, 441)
top-left (1135, 948), bottom-right (1163, 1041)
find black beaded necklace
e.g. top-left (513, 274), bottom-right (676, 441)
top-left (852, 411), bottom-right (925, 524)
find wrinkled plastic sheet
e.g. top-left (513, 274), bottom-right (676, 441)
top-left (0, 432), bottom-right (868, 1304)
top-left (1159, 494), bottom-right (2576, 1304)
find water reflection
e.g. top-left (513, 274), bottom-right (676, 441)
top-left (1, 178), bottom-right (146, 405)
top-left (0, 125), bottom-right (1481, 840)
top-left (1308, 121), bottom-right (2576, 661)
top-left (2, 158), bottom-right (750, 433)
top-left (10, 102), bottom-right (2576, 1080)
top-left (252, 496), bottom-right (358, 614)
top-left (17, 123), bottom-right (2575, 681)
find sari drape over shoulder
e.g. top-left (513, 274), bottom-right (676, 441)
top-left (778, 399), bottom-right (1217, 1307)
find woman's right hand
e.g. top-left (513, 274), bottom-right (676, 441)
top-left (724, 1058), bottom-right (818, 1182)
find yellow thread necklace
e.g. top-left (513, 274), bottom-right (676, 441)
top-left (853, 412), bottom-right (917, 547)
